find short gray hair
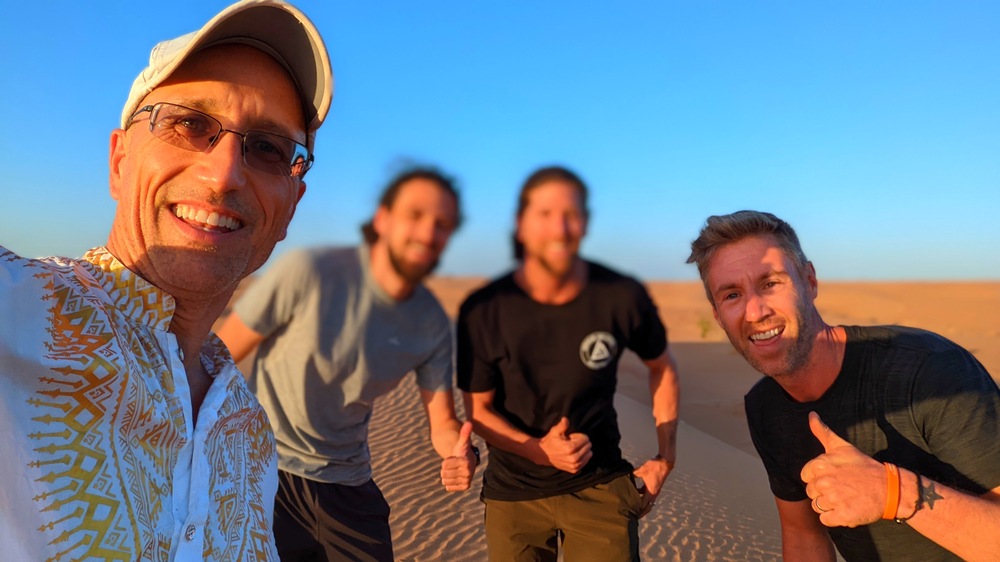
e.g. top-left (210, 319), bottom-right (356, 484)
top-left (687, 210), bottom-right (810, 303)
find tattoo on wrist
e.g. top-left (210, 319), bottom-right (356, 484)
top-left (921, 480), bottom-right (943, 510)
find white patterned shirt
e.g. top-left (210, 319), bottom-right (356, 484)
top-left (0, 246), bottom-right (279, 561)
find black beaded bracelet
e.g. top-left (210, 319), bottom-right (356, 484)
top-left (894, 473), bottom-right (923, 524)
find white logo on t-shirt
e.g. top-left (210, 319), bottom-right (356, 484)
top-left (579, 331), bottom-right (618, 370)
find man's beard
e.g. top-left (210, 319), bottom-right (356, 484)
top-left (536, 252), bottom-right (578, 281)
top-left (388, 247), bottom-right (438, 285)
top-left (732, 296), bottom-right (820, 380)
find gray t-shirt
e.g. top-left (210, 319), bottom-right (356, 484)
top-left (233, 245), bottom-right (453, 485)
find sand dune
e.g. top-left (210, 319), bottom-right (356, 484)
top-left (369, 375), bottom-right (783, 561)
top-left (426, 278), bottom-right (999, 378)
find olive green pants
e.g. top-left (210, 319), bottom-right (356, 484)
top-left (483, 474), bottom-right (644, 562)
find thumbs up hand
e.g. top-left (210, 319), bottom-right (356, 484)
top-left (800, 412), bottom-right (888, 527)
top-left (539, 417), bottom-right (592, 474)
top-left (440, 421), bottom-right (476, 492)
top-left (452, 420), bottom-right (474, 458)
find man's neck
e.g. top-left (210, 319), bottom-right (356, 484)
top-left (171, 295), bottom-right (232, 423)
top-left (171, 296), bottom-right (228, 359)
top-left (368, 242), bottom-right (418, 302)
top-left (779, 323), bottom-right (848, 403)
top-left (515, 257), bottom-right (587, 305)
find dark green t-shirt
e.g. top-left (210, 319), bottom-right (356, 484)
top-left (746, 325), bottom-right (1000, 561)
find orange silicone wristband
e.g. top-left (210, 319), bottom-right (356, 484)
top-left (883, 462), bottom-right (900, 520)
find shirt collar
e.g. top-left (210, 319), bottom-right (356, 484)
top-left (82, 246), bottom-right (176, 332)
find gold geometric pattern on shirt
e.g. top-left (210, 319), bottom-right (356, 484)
top-left (203, 380), bottom-right (275, 560)
top-left (26, 248), bottom-right (276, 561)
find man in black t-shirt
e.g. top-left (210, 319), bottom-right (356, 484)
top-left (686, 210), bottom-right (1000, 562)
top-left (457, 166), bottom-right (680, 561)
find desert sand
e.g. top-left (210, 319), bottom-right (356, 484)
top-left (224, 278), bottom-right (999, 561)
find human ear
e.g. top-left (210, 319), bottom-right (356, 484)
top-left (108, 129), bottom-right (127, 201)
top-left (278, 181), bottom-right (307, 241)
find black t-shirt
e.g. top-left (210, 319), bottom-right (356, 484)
top-left (746, 325), bottom-right (1000, 561)
top-left (457, 262), bottom-right (667, 501)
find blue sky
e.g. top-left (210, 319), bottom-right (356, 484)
top-left (1, 1), bottom-right (998, 280)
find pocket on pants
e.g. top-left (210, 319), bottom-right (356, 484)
top-left (613, 474), bottom-right (646, 519)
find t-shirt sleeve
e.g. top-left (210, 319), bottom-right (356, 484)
top-left (627, 281), bottom-right (668, 360)
top-left (232, 249), bottom-right (315, 338)
top-left (414, 308), bottom-right (455, 393)
top-left (456, 294), bottom-right (497, 393)
top-left (912, 348), bottom-right (1000, 493)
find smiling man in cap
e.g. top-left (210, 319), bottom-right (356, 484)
top-left (0, 1), bottom-right (332, 559)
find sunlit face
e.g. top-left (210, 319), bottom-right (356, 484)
top-left (705, 235), bottom-right (821, 380)
top-left (516, 180), bottom-right (588, 278)
top-left (373, 178), bottom-right (458, 283)
top-left (107, 45), bottom-right (307, 303)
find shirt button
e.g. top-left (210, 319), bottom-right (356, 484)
top-left (185, 525), bottom-right (196, 541)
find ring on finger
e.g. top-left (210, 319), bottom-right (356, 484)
top-left (813, 497), bottom-right (830, 513)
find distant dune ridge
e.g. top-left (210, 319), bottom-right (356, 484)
top-left (221, 277), bottom-right (999, 561)
top-left (425, 278), bottom-right (999, 379)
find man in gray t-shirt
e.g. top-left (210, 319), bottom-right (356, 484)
top-left (218, 167), bottom-right (477, 561)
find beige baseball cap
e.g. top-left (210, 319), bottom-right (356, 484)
top-left (121, 0), bottom-right (333, 151)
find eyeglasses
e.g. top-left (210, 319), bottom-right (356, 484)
top-left (126, 102), bottom-right (313, 178)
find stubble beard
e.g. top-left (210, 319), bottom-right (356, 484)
top-left (144, 243), bottom-right (249, 301)
top-left (536, 251), bottom-right (578, 281)
top-left (388, 246), bottom-right (437, 285)
top-left (733, 296), bottom-right (821, 381)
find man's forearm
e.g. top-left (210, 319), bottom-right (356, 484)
top-left (421, 389), bottom-right (465, 459)
top-left (776, 498), bottom-right (837, 562)
top-left (429, 419), bottom-right (463, 459)
top-left (470, 407), bottom-right (546, 465)
top-left (782, 533), bottom-right (836, 562)
top-left (901, 470), bottom-right (1000, 562)
top-left (648, 351), bottom-right (680, 463)
top-left (653, 420), bottom-right (678, 466)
